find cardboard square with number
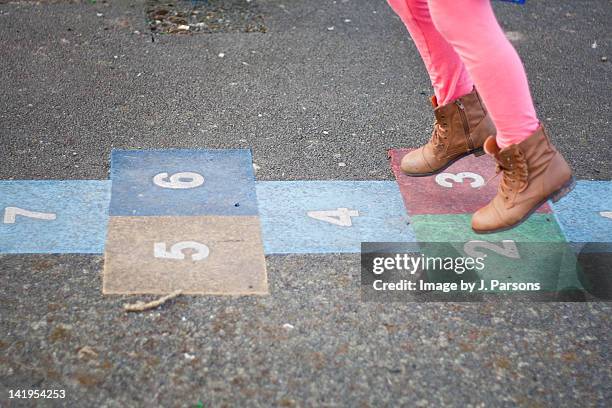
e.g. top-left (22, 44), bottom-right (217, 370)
top-left (103, 215), bottom-right (268, 295)
top-left (0, 181), bottom-right (111, 253)
top-left (109, 149), bottom-right (258, 217)
top-left (389, 149), bottom-right (552, 215)
top-left (256, 181), bottom-right (415, 254)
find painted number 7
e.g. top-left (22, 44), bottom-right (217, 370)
top-left (3, 207), bottom-right (57, 224)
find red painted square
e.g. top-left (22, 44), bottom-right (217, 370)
top-left (389, 148), bottom-right (552, 215)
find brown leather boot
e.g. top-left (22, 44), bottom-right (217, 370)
top-left (401, 87), bottom-right (496, 176)
top-left (472, 125), bottom-right (575, 234)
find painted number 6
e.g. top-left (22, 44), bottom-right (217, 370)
top-left (154, 241), bottom-right (210, 261)
top-left (435, 172), bottom-right (484, 188)
top-left (153, 172), bottom-right (204, 189)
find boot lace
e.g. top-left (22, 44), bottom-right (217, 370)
top-left (494, 150), bottom-right (529, 203)
top-left (430, 118), bottom-right (449, 151)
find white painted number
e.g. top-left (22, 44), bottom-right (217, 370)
top-left (464, 240), bottom-right (520, 259)
top-left (435, 172), bottom-right (485, 188)
top-left (153, 172), bottom-right (204, 189)
top-left (307, 208), bottom-right (359, 227)
top-left (3, 207), bottom-right (56, 224)
top-left (600, 211), bottom-right (612, 220)
top-left (154, 241), bottom-right (210, 261)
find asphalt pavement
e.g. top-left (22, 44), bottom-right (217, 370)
top-left (0, 0), bottom-right (610, 406)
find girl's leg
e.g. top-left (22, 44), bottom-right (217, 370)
top-left (427, 0), bottom-right (540, 148)
top-left (388, 0), bottom-right (496, 177)
top-left (386, 0), bottom-right (473, 105)
top-left (425, 0), bottom-right (574, 233)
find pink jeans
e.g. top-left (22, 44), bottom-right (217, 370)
top-left (387, 0), bottom-right (540, 148)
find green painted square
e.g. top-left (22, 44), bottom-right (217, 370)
top-left (410, 214), bottom-right (581, 293)
top-left (410, 213), bottom-right (565, 243)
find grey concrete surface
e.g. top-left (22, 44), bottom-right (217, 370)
top-left (1, 0), bottom-right (610, 181)
top-left (1, 254), bottom-right (610, 407)
top-left (0, 0), bottom-right (611, 407)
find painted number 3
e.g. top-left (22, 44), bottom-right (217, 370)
top-left (435, 172), bottom-right (484, 188)
top-left (154, 241), bottom-right (210, 261)
top-left (153, 172), bottom-right (204, 189)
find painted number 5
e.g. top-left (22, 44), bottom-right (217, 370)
top-left (153, 172), bottom-right (204, 189)
top-left (154, 241), bottom-right (210, 261)
top-left (435, 172), bottom-right (484, 188)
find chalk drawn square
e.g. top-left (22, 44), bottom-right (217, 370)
top-left (551, 181), bottom-right (612, 244)
top-left (256, 181), bottom-right (415, 254)
top-left (0, 180), bottom-right (111, 253)
top-left (388, 149), bottom-right (552, 215)
top-left (103, 215), bottom-right (267, 295)
top-left (109, 149), bottom-right (258, 216)
top-left (409, 214), bottom-right (579, 292)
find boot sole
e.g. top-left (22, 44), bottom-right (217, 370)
top-left (472, 176), bottom-right (576, 235)
top-left (402, 148), bottom-right (485, 177)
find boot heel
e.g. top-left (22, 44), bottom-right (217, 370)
top-left (473, 148), bottom-right (485, 157)
top-left (551, 177), bottom-right (576, 203)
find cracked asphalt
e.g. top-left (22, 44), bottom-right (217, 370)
top-left (1, 0), bottom-right (610, 406)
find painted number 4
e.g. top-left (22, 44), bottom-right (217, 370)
top-left (3, 207), bottom-right (56, 224)
top-left (307, 208), bottom-right (359, 227)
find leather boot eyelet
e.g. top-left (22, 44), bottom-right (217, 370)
top-left (473, 126), bottom-right (573, 233)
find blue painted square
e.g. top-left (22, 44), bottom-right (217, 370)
top-left (256, 181), bottom-right (415, 254)
top-left (551, 181), bottom-right (612, 244)
top-left (109, 149), bottom-right (258, 216)
top-left (0, 181), bottom-right (111, 254)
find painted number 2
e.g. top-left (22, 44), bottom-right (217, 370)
top-left (154, 241), bottom-right (210, 261)
top-left (3, 207), bottom-right (56, 224)
top-left (307, 208), bottom-right (359, 227)
top-left (463, 240), bottom-right (520, 259)
top-left (153, 172), bottom-right (204, 189)
top-left (435, 172), bottom-right (484, 188)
